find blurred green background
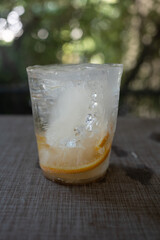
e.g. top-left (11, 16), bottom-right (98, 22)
top-left (0, 0), bottom-right (160, 117)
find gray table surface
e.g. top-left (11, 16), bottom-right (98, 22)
top-left (0, 116), bottom-right (160, 240)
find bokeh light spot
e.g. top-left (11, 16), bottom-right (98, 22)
top-left (90, 53), bottom-right (105, 64)
top-left (82, 37), bottom-right (96, 52)
top-left (0, 18), bottom-right (7, 29)
top-left (60, 30), bottom-right (70, 41)
top-left (7, 11), bottom-right (19, 25)
top-left (9, 22), bottom-right (23, 34)
top-left (38, 29), bottom-right (49, 40)
top-left (13, 6), bottom-right (25, 16)
top-left (70, 28), bottom-right (83, 40)
top-left (2, 30), bottom-right (14, 42)
top-left (101, 0), bottom-right (118, 3)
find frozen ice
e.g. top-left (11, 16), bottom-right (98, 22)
top-left (46, 85), bottom-right (91, 146)
top-left (27, 63), bottom-right (123, 156)
top-left (31, 64), bottom-right (124, 148)
top-left (45, 84), bottom-right (114, 147)
top-left (45, 82), bottom-right (110, 147)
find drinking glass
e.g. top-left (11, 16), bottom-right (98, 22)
top-left (27, 64), bottom-right (123, 184)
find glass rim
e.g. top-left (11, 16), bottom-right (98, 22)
top-left (26, 63), bottom-right (123, 74)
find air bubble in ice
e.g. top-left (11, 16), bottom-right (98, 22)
top-left (66, 139), bottom-right (77, 148)
top-left (92, 93), bottom-right (97, 100)
top-left (86, 114), bottom-right (95, 131)
top-left (74, 127), bottom-right (80, 136)
top-left (40, 83), bottom-right (46, 90)
top-left (91, 93), bottom-right (98, 109)
top-left (92, 102), bottom-right (98, 108)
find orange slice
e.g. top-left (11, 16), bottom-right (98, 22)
top-left (96, 132), bottom-right (109, 151)
top-left (36, 135), bottom-right (50, 149)
top-left (36, 134), bottom-right (111, 174)
top-left (40, 144), bottom-right (111, 174)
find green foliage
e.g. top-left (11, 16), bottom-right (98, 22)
top-left (0, 0), bottom-right (129, 79)
top-left (0, 0), bottom-right (160, 116)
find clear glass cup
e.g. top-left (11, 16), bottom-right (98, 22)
top-left (27, 64), bottom-right (123, 184)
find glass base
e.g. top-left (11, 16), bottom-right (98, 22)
top-left (41, 156), bottom-right (110, 185)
